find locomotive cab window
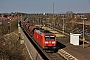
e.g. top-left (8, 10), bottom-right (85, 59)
top-left (45, 36), bottom-right (55, 40)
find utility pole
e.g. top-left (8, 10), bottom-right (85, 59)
top-left (81, 15), bottom-right (85, 48)
top-left (61, 15), bottom-right (65, 34)
top-left (62, 15), bottom-right (65, 34)
top-left (81, 15), bottom-right (87, 48)
top-left (53, 3), bottom-right (55, 27)
top-left (83, 16), bottom-right (85, 48)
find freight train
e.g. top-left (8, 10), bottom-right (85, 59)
top-left (20, 20), bottom-right (57, 51)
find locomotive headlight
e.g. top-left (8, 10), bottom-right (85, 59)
top-left (45, 42), bottom-right (48, 44)
top-left (52, 42), bottom-right (55, 44)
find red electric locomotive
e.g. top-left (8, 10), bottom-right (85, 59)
top-left (34, 29), bottom-right (56, 50)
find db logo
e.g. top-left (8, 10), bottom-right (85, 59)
top-left (49, 41), bottom-right (51, 43)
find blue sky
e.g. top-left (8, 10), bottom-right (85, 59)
top-left (0, 0), bottom-right (90, 13)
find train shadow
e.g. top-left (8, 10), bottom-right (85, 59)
top-left (56, 41), bottom-right (66, 49)
top-left (53, 41), bottom-right (66, 53)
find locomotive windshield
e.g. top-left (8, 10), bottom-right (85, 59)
top-left (45, 36), bottom-right (55, 40)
